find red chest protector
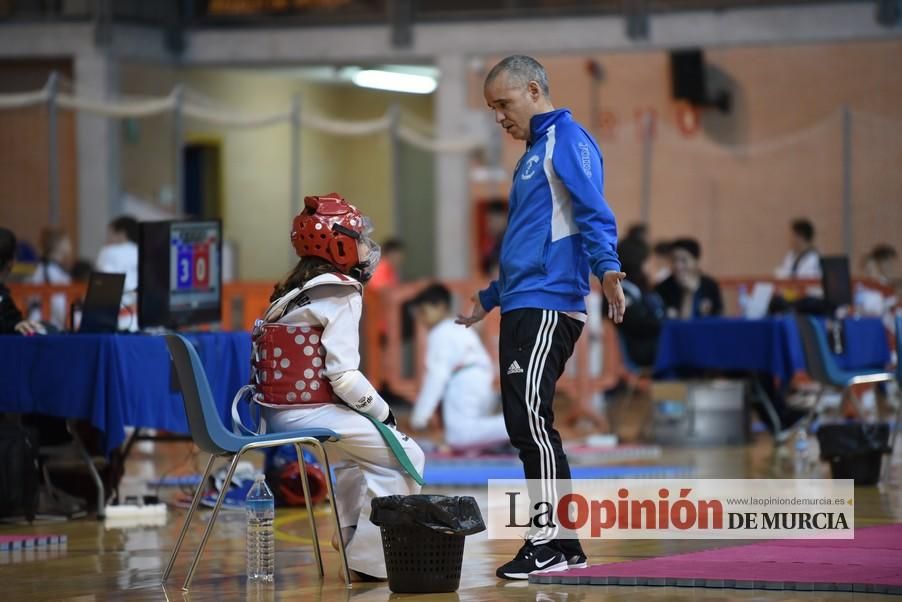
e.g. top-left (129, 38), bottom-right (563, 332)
top-left (251, 323), bottom-right (335, 406)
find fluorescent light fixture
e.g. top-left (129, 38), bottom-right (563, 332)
top-left (352, 69), bottom-right (437, 94)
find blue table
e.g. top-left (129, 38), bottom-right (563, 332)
top-left (653, 316), bottom-right (890, 383)
top-left (0, 332), bottom-right (251, 454)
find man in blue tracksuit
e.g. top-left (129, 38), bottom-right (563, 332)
top-left (457, 55), bottom-right (626, 580)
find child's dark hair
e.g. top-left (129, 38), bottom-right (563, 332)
top-left (411, 282), bottom-right (452, 309)
top-left (0, 227), bottom-right (16, 270)
top-left (110, 215), bottom-right (139, 244)
top-left (270, 256), bottom-right (338, 302)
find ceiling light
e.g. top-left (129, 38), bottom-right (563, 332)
top-left (351, 70), bottom-right (437, 94)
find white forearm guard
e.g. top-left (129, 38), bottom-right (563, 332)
top-left (330, 370), bottom-right (390, 422)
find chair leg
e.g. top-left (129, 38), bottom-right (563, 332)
top-left (183, 453), bottom-right (242, 591)
top-left (162, 454), bottom-right (217, 583)
top-left (309, 439), bottom-right (350, 586)
top-left (66, 420), bottom-right (106, 518)
top-left (294, 443), bottom-right (324, 577)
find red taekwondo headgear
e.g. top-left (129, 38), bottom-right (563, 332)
top-left (290, 193), bottom-right (380, 282)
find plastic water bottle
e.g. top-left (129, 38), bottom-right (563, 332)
top-left (794, 431), bottom-right (811, 476)
top-left (246, 475), bottom-right (275, 582)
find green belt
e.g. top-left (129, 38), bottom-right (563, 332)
top-left (359, 413), bottom-right (426, 486)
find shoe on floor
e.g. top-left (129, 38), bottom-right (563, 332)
top-left (566, 554), bottom-right (588, 569)
top-left (496, 541), bottom-right (568, 580)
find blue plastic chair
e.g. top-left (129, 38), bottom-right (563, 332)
top-left (790, 315), bottom-right (894, 442)
top-left (161, 334), bottom-right (350, 590)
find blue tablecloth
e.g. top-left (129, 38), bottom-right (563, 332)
top-left (0, 332), bottom-right (251, 454)
top-left (653, 316), bottom-right (890, 384)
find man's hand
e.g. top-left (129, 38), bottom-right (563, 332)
top-left (14, 320), bottom-right (45, 335)
top-left (602, 271), bottom-right (627, 323)
top-left (455, 293), bottom-right (488, 328)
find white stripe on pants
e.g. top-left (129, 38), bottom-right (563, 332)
top-left (264, 403), bottom-right (425, 579)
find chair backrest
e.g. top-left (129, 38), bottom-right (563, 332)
top-left (895, 315), bottom-right (902, 383)
top-left (165, 334), bottom-right (241, 455)
top-left (794, 315), bottom-right (840, 386)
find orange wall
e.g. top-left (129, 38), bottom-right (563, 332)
top-left (0, 59), bottom-right (78, 258)
top-left (470, 40), bottom-right (902, 277)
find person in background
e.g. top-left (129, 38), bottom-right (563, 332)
top-left (863, 244), bottom-right (898, 286)
top-left (622, 223), bottom-right (648, 248)
top-left (480, 198), bottom-right (508, 276)
top-left (655, 237), bottom-right (723, 319)
top-left (616, 239), bottom-right (665, 368)
top-left (0, 228), bottom-right (45, 335)
top-left (408, 283), bottom-right (509, 451)
top-left (775, 218), bottom-right (821, 280)
top-left (650, 240), bottom-right (672, 284)
top-left (367, 238), bottom-right (405, 292)
top-left (28, 226), bottom-right (73, 328)
top-left (96, 215), bottom-right (139, 330)
top-left (30, 227), bottom-right (73, 286)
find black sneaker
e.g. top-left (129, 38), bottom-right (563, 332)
top-left (496, 541), bottom-right (568, 580)
top-left (566, 554), bottom-right (588, 569)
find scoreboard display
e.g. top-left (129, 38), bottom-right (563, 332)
top-left (138, 219), bottom-right (222, 329)
top-left (170, 222), bottom-right (220, 310)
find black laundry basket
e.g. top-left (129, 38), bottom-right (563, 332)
top-left (371, 495), bottom-right (485, 593)
top-left (817, 422), bottom-right (890, 485)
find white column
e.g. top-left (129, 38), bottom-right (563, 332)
top-left (433, 53), bottom-right (470, 280)
top-left (74, 48), bottom-right (120, 260)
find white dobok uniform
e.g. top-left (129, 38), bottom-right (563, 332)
top-left (255, 273), bottom-right (425, 579)
top-left (410, 317), bottom-right (509, 450)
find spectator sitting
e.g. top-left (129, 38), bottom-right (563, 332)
top-left (616, 239), bottom-right (665, 368)
top-left (30, 226), bottom-right (73, 286)
top-left (862, 244), bottom-right (897, 287)
top-left (650, 240), bottom-right (672, 285)
top-left (0, 227), bottom-right (45, 335)
top-left (408, 283), bottom-right (509, 452)
top-left (775, 218), bottom-right (821, 280)
top-left (655, 237), bottom-right (723, 319)
top-left (28, 226), bottom-right (73, 328)
top-left (96, 215), bottom-right (139, 331)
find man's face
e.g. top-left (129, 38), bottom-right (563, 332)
top-left (790, 231), bottom-right (808, 254)
top-left (484, 72), bottom-right (541, 142)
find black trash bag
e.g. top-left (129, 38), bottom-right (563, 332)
top-left (817, 423), bottom-right (891, 458)
top-left (817, 422), bottom-right (891, 486)
top-left (370, 494), bottom-right (486, 536)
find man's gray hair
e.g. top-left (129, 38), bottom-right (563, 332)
top-left (484, 55), bottom-right (550, 97)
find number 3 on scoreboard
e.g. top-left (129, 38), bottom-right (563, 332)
top-left (177, 252), bottom-right (192, 289)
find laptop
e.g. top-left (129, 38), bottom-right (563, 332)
top-left (77, 272), bottom-right (126, 333)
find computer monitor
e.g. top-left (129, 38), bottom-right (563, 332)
top-left (78, 272), bottom-right (126, 333)
top-left (138, 220), bottom-right (222, 329)
top-left (820, 255), bottom-right (853, 311)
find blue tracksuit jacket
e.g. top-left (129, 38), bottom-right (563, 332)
top-left (479, 108), bottom-right (620, 314)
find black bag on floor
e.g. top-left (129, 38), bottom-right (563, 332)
top-left (0, 423), bottom-right (40, 521)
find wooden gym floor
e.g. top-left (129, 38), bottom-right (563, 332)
top-left (2, 429), bottom-right (901, 601)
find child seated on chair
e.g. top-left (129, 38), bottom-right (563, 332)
top-left (249, 193), bottom-right (425, 582)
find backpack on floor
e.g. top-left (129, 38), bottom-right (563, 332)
top-left (0, 423), bottom-right (40, 522)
